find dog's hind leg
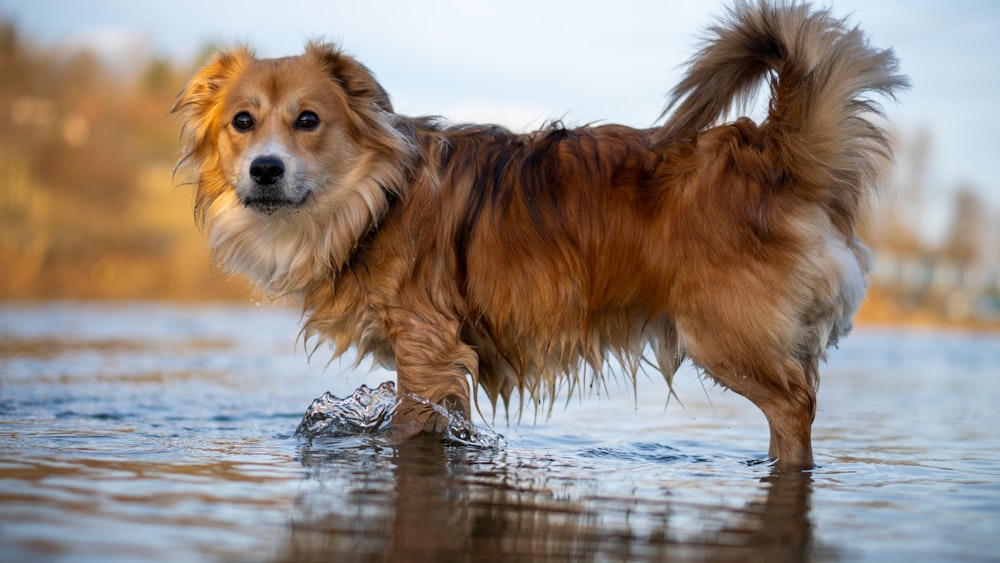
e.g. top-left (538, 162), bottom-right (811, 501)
top-left (753, 358), bottom-right (816, 469)
top-left (709, 356), bottom-right (815, 468)
top-left (735, 359), bottom-right (815, 469)
top-left (682, 323), bottom-right (817, 469)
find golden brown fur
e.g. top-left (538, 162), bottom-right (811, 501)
top-left (173, 1), bottom-right (905, 468)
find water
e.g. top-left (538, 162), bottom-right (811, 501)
top-left (1, 302), bottom-right (998, 562)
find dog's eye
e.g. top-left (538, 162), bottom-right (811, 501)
top-left (295, 111), bottom-right (320, 131)
top-left (232, 112), bottom-right (255, 131)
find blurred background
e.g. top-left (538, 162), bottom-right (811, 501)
top-left (1, 0), bottom-right (998, 327)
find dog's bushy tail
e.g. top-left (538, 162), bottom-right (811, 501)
top-left (657, 0), bottom-right (907, 231)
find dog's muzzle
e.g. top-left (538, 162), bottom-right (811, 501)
top-left (242, 155), bottom-right (304, 213)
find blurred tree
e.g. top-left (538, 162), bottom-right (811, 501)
top-left (0, 20), bottom-right (18, 60)
top-left (141, 57), bottom-right (174, 93)
top-left (940, 186), bottom-right (985, 263)
top-left (873, 128), bottom-right (931, 256)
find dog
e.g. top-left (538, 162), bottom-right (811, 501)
top-left (172, 1), bottom-right (905, 468)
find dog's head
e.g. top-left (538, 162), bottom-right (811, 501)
top-left (172, 43), bottom-right (415, 293)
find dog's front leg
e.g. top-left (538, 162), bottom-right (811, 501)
top-left (385, 306), bottom-right (479, 439)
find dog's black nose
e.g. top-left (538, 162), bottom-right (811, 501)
top-left (249, 156), bottom-right (285, 185)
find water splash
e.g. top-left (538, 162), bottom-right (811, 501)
top-left (295, 381), bottom-right (504, 449)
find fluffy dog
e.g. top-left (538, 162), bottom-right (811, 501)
top-left (173, 1), bottom-right (905, 468)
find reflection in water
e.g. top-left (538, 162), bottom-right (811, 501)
top-left (280, 437), bottom-right (825, 562)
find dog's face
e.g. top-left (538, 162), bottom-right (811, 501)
top-left (173, 43), bottom-right (403, 213)
top-left (204, 47), bottom-right (400, 215)
top-left (218, 59), bottom-right (350, 213)
top-left (173, 43), bottom-right (415, 292)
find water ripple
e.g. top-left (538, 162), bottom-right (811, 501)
top-left (295, 381), bottom-right (506, 449)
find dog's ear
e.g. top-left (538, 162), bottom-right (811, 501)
top-left (172, 46), bottom-right (254, 176)
top-left (306, 42), bottom-right (394, 113)
top-left (171, 46), bottom-right (254, 122)
top-left (171, 47), bottom-right (255, 218)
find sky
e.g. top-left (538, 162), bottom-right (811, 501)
top-left (2, 0), bottom-right (999, 243)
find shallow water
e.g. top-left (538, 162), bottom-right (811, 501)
top-left (1, 302), bottom-right (998, 562)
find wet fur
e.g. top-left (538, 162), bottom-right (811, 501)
top-left (173, 1), bottom-right (905, 467)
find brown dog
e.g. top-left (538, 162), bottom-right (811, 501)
top-left (173, 1), bottom-right (905, 468)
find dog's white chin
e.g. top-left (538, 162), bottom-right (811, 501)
top-left (205, 192), bottom-right (332, 296)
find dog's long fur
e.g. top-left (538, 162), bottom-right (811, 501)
top-left (173, 1), bottom-right (905, 467)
